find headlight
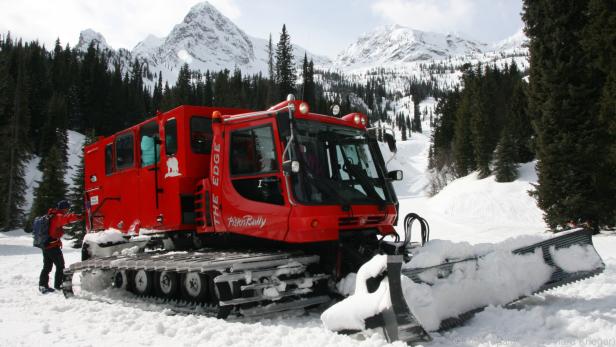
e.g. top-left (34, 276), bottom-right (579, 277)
top-left (299, 102), bottom-right (309, 115)
top-left (354, 114), bottom-right (361, 124)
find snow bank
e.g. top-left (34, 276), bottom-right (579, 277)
top-left (551, 244), bottom-right (604, 273)
top-left (428, 162), bottom-right (543, 227)
top-left (83, 229), bottom-right (126, 245)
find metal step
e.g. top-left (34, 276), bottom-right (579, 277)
top-left (239, 295), bottom-right (331, 317)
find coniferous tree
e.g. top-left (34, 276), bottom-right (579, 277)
top-left (507, 80), bottom-right (534, 162)
top-left (1, 60), bottom-right (30, 229)
top-left (301, 54), bottom-right (316, 107)
top-left (470, 78), bottom-right (492, 178)
top-left (308, 60), bottom-right (315, 104)
top-left (175, 63), bottom-right (191, 105)
top-left (452, 92), bottom-right (475, 176)
top-left (28, 145), bottom-right (68, 230)
top-left (152, 72), bottom-right (163, 112)
top-left (66, 130), bottom-right (96, 247)
top-left (405, 115), bottom-right (412, 137)
top-left (494, 130), bottom-right (519, 182)
top-left (266, 33), bottom-right (276, 105)
top-left (582, 0), bottom-right (616, 225)
top-left (0, 55), bottom-right (12, 229)
top-left (412, 96), bottom-right (422, 133)
top-left (39, 93), bottom-right (69, 164)
top-left (430, 89), bottom-right (460, 173)
top-left (524, 0), bottom-right (610, 229)
top-left (275, 25), bottom-right (296, 99)
top-left (203, 71), bottom-right (214, 106)
top-left (413, 112), bottom-right (422, 134)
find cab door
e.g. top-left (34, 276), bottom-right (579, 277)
top-left (104, 130), bottom-right (140, 232)
top-left (220, 119), bottom-right (289, 241)
top-left (137, 121), bottom-right (162, 229)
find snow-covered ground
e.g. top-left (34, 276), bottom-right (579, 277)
top-left (1, 125), bottom-right (615, 346)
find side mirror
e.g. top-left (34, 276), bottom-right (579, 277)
top-left (387, 170), bottom-right (403, 181)
top-left (283, 160), bottom-right (300, 175)
top-left (384, 133), bottom-right (397, 153)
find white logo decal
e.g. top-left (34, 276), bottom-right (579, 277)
top-left (165, 157), bottom-right (181, 178)
top-left (90, 195), bottom-right (99, 206)
top-left (227, 215), bottom-right (267, 229)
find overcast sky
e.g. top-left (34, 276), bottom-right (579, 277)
top-left (0, 0), bottom-right (524, 57)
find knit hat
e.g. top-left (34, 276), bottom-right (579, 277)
top-left (56, 200), bottom-right (70, 210)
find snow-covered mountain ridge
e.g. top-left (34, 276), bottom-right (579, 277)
top-left (74, 1), bottom-right (528, 90)
top-left (333, 24), bottom-right (527, 70)
top-left (323, 24), bottom-right (528, 95)
top-left (333, 25), bottom-right (487, 70)
top-left (76, 2), bottom-right (329, 85)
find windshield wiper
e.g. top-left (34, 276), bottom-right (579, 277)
top-left (292, 138), bottom-right (352, 211)
top-left (305, 172), bottom-right (351, 212)
top-left (338, 146), bottom-right (386, 209)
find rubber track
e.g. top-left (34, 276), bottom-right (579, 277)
top-left (401, 228), bottom-right (606, 332)
top-left (63, 248), bottom-right (330, 319)
top-left (62, 281), bottom-right (329, 320)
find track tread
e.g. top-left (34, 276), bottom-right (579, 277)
top-left (63, 249), bottom-right (330, 320)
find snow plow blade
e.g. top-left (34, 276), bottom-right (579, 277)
top-left (365, 256), bottom-right (432, 344)
top-left (362, 228), bottom-right (605, 345)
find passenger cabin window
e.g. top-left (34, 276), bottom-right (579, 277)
top-left (105, 144), bottom-right (114, 175)
top-left (115, 133), bottom-right (135, 170)
top-left (230, 126), bottom-right (278, 176)
top-left (140, 121), bottom-right (160, 167)
top-left (230, 125), bottom-right (283, 205)
top-left (165, 119), bottom-right (177, 156)
top-left (191, 117), bottom-right (212, 154)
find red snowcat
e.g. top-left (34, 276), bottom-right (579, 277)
top-left (64, 96), bottom-right (605, 344)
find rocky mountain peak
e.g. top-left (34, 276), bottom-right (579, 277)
top-left (491, 27), bottom-right (528, 52)
top-left (334, 25), bottom-right (487, 70)
top-left (143, 1), bottom-right (254, 70)
top-left (76, 29), bottom-right (112, 52)
top-left (75, 1), bottom-right (329, 84)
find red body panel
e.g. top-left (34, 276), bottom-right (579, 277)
top-left (84, 101), bottom-right (397, 244)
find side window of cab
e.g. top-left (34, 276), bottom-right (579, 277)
top-left (165, 119), bottom-right (177, 156)
top-left (140, 121), bottom-right (160, 167)
top-left (229, 125), bottom-right (283, 205)
top-left (105, 143), bottom-right (114, 175)
top-left (115, 133), bottom-right (135, 171)
top-left (190, 116), bottom-right (212, 154)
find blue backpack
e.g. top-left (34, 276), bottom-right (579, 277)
top-left (32, 214), bottom-right (53, 248)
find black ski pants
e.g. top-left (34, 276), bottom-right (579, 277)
top-left (39, 247), bottom-right (65, 289)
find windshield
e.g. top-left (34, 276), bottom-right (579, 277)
top-left (290, 119), bottom-right (391, 206)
